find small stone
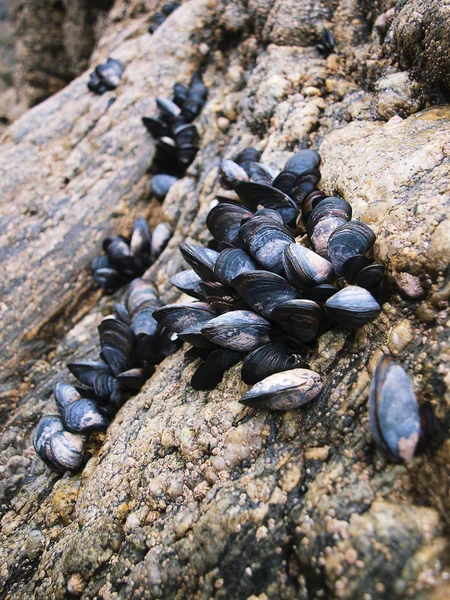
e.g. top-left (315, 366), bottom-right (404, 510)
top-left (217, 116), bottom-right (230, 132)
top-left (393, 272), bottom-right (425, 299)
top-left (415, 302), bottom-right (437, 324)
top-left (388, 319), bottom-right (415, 355)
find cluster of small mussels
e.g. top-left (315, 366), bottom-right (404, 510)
top-left (34, 279), bottom-right (179, 472)
top-left (87, 58), bottom-right (124, 95)
top-left (153, 148), bottom-right (387, 411)
top-left (142, 71), bottom-right (207, 200)
top-left (148, 3), bottom-right (180, 33)
top-left (90, 218), bottom-right (172, 294)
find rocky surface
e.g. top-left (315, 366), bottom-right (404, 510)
top-left (0, 0), bottom-right (449, 599)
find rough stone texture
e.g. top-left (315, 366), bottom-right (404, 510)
top-left (0, 0), bottom-right (449, 599)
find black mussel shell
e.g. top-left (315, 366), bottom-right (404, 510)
top-left (177, 144), bottom-right (199, 165)
top-left (306, 197), bottom-right (352, 237)
top-left (284, 149), bottom-right (321, 174)
top-left (151, 174), bottom-right (178, 200)
top-left (191, 348), bottom-right (245, 390)
top-left (53, 382), bottom-right (81, 409)
top-left (179, 243), bottom-right (220, 281)
top-left (301, 189), bottom-right (327, 223)
top-left (254, 208), bottom-right (284, 224)
top-left (343, 254), bottom-right (372, 283)
top-left (417, 402), bottom-right (435, 455)
top-left (248, 162), bottom-right (276, 186)
top-left (369, 354), bottom-right (420, 463)
top-left (219, 159), bottom-right (249, 188)
top-left (98, 316), bottom-right (135, 375)
top-left (130, 217), bottom-right (151, 258)
top-left (272, 170), bottom-right (299, 196)
top-left (156, 97), bottom-right (181, 119)
top-left (206, 201), bottom-right (254, 247)
top-left (214, 248), bottom-right (257, 287)
top-left (170, 269), bottom-right (204, 300)
top-left (153, 302), bottom-right (216, 333)
top-left (142, 116), bottom-right (169, 138)
top-left (50, 429), bottom-right (87, 472)
top-left (93, 267), bottom-right (122, 292)
top-left (91, 255), bottom-right (110, 271)
top-left (317, 28), bottom-right (335, 57)
top-left (61, 399), bottom-right (109, 433)
top-left (188, 71), bottom-right (207, 104)
top-left (125, 279), bottom-right (160, 316)
top-left (234, 181), bottom-right (298, 225)
top-left (151, 222), bottom-right (172, 261)
top-left (327, 221), bottom-right (376, 276)
top-left (234, 147), bottom-right (261, 167)
top-left (303, 283), bottom-right (338, 303)
top-left (92, 371), bottom-right (117, 400)
top-left (354, 263), bottom-right (385, 293)
top-left (232, 270), bottom-right (298, 319)
top-left (113, 303), bottom-right (131, 324)
top-left (238, 216), bottom-right (294, 275)
top-left (239, 368), bottom-right (322, 410)
top-left (271, 299), bottom-right (324, 343)
top-left (131, 306), bottom-right (161, 338)
top-left (156, 136), bottom-right (177, 156)
top-left (162, 3), bottom-right (180, 15)
top-left (325, 285), bottom-right (381, 328)
top-left (67, 361), bottom-right (112, 388)
top-left (116, 368), bottom-right (146, 390)
top-left (283, 243), bottom-right (334, 288)
top-left (173, 123), bottom-right (199, 147)
top-left (173, 82), bottom-right (188, 106)
top-left (241, 342), bottom-right (304, 385)
top-left (290, 169), bottom-right (322, 206)
top-left (178, 322), bottom-right (216, 349)
top-left (201, 310), bottom-right (272, 351)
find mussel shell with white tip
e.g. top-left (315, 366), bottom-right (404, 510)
top-left (232, 270), bottom-right (298, 319)
top-left (33, 415), bottom-right (65, 470)
top-left (219, 159), bottom-right (249, 188)
top-left (52, 382), bottom-right (81, 409)
top-left (240, 368), bottom-right (322, 410)
top-left (50, 429), bottom-right (87, 472)
top-left (369, 354), bottom-right (421, 463)
top-left (151, 222), bottom-right (172, 261)
top-left (327, 221), bottom-right (376, 276)
top-left (241, 342), bottom-right (305, 385)
top-left (283, 243), bottom-right (334, 288)
top-left (201, 310), bottom-right (272, 351)
top-left (325, 285), bottom-right (381, 328)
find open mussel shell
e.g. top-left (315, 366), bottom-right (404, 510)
top-left (116, 368), bottom-right (146, 390)
top-left (191, 349), bottom-right (245, 390)
top-left (214, 248), bottom-right (256, 287)
top-left (240, 368), bottom-right (322, 411)
top-left (33, 415), bottom-right (65, 469)
top-left (327, 221), bottom-right (376, 276)
top-left (232, 270), bottom-right (298, 319)
top-left (239, 216), bottom-right (294, 275)
top-left (325, 285), bottom-right (381, 328)
top-left (219, 159), bottom-right (249, 188)
top-left (98, 317), bottom-right (136, 375)
top-left (153, 302), bottom-right (216, 333)
top-left (271, 299), bottom-right (324, 343)
top-left (170, 269), bottom-right (204, 300)
top-left (290, 169), bottom-right (322, 205)
top-left (179, 243), bottom-right (220, 281)
top-left (206, 201), bottom-right (254, 247)
top-left (234, 182), bottom-right (298, 225)
top-left (306, 197), bottom-right (352, 237)
top-left (283, 243), bottom-right (334, 288)
top-left (52, 382), bottom-right (81, 409)
top-left (61, 399), bottom-right (109, 433)
top-left (272, 169), bottom-right (299, 196)
top-left (150, 174), bottom-right (178, 200)
top-left (67, 361), bottom-right (112, 388)
top-left (369, 355), bottom-right (420, 463)
top-left (201, 310), bottom-right (272, 351)
top-left (241, 342), bottom-right (305, 385)
top-left (151, 222), bottom-right (172, 261)
top-left (301, 189), bottom-right (327, 223)
top-left (343, 254), bottom-right (372, 283)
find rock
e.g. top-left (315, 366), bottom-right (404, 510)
top-left (376, 71), bottom-right (423, 119)
top-left (0, 0), bottom-right (449, 599)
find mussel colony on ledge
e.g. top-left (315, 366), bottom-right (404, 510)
top-left (153, 148), bottom-right (433, 463)
top-left (88, 58), bottom-right (124, 95)
top-left (142, 71), bottom-right (207, 200)
top-left (148, 3), bottom-right (181, 34)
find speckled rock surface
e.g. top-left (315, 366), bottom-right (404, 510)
top-left (0, 0), bottom-right (449, 599)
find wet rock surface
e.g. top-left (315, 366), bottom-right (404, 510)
top-left (0, 0), bottom-right (449, 599)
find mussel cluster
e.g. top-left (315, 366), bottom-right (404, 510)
top-left (87, 58), bottom-right (124, 95)
top-left (143, 71), bottom-right (207, 200)
top-left (34, 279), bottom-right (179, 471)
top-left (91, 218), bottom-right (172, 294)
top-left (153, 148), bottom-right (387, 410)
top-left (148, 3), bottom-right (180, 33)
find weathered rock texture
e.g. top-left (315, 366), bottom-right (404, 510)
top-left (0, 0), bottom-right (449, 599)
